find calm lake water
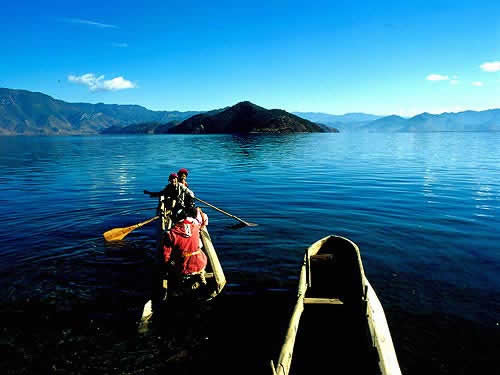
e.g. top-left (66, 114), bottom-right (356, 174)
top-left (1, 133), bottom-right (499, 374)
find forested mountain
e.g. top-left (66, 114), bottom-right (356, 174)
top-left (169, 101), bottom-right (338, 134)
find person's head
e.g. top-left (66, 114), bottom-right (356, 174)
top-left (177, 168), bottom-right (188, 183)
top-left (184, 205), bottom-right (198, 219)
top-left (168, 173), bottom-right (178, 185)
top-left (184, 194), bottom-right (195, 209)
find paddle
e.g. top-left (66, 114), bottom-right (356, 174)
top-left (194, 197), bottom-right (257, 227)
top-left (103, 216), bottom-right (159, 241)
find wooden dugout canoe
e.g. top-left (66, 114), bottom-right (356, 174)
top-left (271, 235), bottom-right (401, 375)
top-left (140, 198), bottom-right (226, 324)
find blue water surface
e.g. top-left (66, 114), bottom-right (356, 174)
top-left (0, 133), bottom-right (499, 326)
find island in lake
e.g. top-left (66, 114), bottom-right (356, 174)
top-left (167, 101), bottom-right (337, 134)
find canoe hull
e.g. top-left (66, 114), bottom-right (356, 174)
top-left (273, 235), bottom-right (401, 375)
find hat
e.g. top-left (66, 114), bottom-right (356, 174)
top-left (178, 168), bottom-right (189, 176)
top-left (169, 173), bottom-right (178, 181)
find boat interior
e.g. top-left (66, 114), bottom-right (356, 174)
top-left (290, 236), bottom-right (381, 374)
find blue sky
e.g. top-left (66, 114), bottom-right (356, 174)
top-left (1, 0), bottom-right (499, 116)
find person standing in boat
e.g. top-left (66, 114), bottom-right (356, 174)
top-left (163, 206), bottom-right (207, 294)
top-left (144, 173), bottom-right (194, 220)
top-left (177, 168), bottom-right (189, 187)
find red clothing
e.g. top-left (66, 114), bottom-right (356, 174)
top-left (163, 217), bottom-right (207, 275)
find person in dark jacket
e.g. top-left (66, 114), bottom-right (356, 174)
top-left (144, 173), bottom-right (194, 221)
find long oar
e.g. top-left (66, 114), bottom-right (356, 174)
top-left (103, 216), bottom-right (159, 241)
top-left (195, 197), bottom-right (257, 227)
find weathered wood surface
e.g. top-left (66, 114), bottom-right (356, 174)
top-left (273, 235), bottom-right (401, 375)
top-left (364, 278), bottom-right (401, 375)
top-left (201, 227), bottom-right (226, 296)
top-left (310, 254), bottom-right (335, 262)
top-left (275, 264), bottom-right (307, 375)
top-left (303, 297), bottom-right (343, 305)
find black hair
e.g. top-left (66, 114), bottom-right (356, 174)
top-left (185, 206), bottom-right (198, 218)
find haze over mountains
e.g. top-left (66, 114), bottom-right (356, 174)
top-left (295, 110), bottom-right (500, 132)
top-left (1, 88), bottom-right (499, 135)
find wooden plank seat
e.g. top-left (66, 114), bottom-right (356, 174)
top-left (310, 254), bottom-right (335, 262)
top-left (303, 297), bottom-right (343, 305)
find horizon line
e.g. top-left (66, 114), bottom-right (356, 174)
top-left (1, 86), bottom-right (498, 118)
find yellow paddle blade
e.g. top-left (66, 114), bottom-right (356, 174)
top-left (103, 216), bottom-right (159, 242)
top-left (103, 225), bottom-right (137, 241)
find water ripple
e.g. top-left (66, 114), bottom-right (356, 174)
top-left (0, 133), bottom-right (499, 326)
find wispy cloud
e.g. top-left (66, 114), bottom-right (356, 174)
top-left (426, 74), bottom-right (449, 81)
top-left (63, 18), bottom-right (118, 29)
top-left (480, 61), bottom-right (500, 72)
top-left (68, 73), bottom-right (136, 91)
top-left (472, 81), bottom-right (483, 87)
top-left (112, 42), bottom-right (128, 48)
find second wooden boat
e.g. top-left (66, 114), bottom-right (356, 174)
top-left (272, 235), bottom-right (401, 375)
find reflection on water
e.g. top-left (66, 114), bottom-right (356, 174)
top-left (0, 133), bottom-right (499, 373)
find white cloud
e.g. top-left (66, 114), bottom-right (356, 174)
top-left (101, 76), bottom-right (136, 90)
top-left (480, 61), bottom-right (500, 72)
top-left (426, 74), bottom-right (449, 81)
top-left (63, 18), bottom-right (118, 28)
top-left (68, 73), bottom-right (136, 91)
top-left (112, 42), bottom-right (128, 48)
top-left (68, 73), bottom-right (101, 87)
top-left (472, 81), bottom-right (483, 87)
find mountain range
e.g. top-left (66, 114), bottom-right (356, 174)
top-left (1, 88), bottom-right (499, 134)
top-left (293, 112), bottom-right (382, 124)
top-left (295, 110), bottom-right (500, 132)
top-left (0, 88), bottom-right (200, 135)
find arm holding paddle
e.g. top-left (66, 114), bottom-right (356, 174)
top-left (104, 184), bottom-right (171, 242)
top-left (144, 189), bottom-right (166, 198)
top-left (104, 177), bottom-right (256, 242)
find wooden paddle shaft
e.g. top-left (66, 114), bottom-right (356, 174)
top-left (194, 197), bottom-right (254, 226)
top-left (133, 215), bottom-right (159, 229)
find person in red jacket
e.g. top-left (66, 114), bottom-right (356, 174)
top-left (163, 206), bottom-right (207, 295)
